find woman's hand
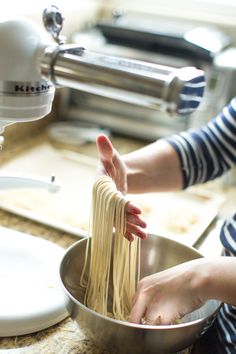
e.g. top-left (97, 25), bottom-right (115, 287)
top-left (130, 259), bottom-right (207, 325)
top-left (96, 134), bottom-right (147, 241)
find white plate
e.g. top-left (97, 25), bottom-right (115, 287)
top-left (0, 226), bottom-right (68, 336)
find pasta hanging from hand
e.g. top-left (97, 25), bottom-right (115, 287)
top-left (80, 176), bottom-right (140, 321)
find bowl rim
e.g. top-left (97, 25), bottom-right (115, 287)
top-left (59, 234), bottom-right (222, 330)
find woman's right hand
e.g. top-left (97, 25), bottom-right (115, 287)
top-left (129, 258), bottom-right (206, 325)
top-left (96, 134), bottom-right (147, 241)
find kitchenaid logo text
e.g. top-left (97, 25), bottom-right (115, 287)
top-left (14, 83), bottom-right (52, 93)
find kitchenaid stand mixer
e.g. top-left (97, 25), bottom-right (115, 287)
top-left (0, 5), bottom-right (205, 189)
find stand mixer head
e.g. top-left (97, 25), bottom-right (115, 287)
top-left (0, 14), bottom-right (56, 137)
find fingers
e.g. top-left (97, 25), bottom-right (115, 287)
top-left (143, 304), bottom-right (162, 324)
top-left (144, 304), bottom-right (177, 325)
top-left (125, 231), bottom-right (135, 242)
top-left (100, 159), bottom-right (116, 179)
top-left (126, 222), bottom-right (147, 240)
top-left (130, 291), bottom-right (178, 325)
top-left (112, 153), bottom-right (127, 194)
top-left (127, 213), bottom-right (147, 229)
top-left (96, 134), bottom-right (114, 161)
top-left (125, 202), bottom-right (147, 241)
top-left (124, 223), bottom-right (147, 241)
top-left (96, 134), bottom-right (116, 179)
top-left (126, 202), bottom-right (142, 215)
top-left (129, 289), bottom-right (149, 324)
top-left (130, 270), bottom-right (187, 325)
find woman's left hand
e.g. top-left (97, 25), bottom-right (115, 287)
top-left (96, 134), bottom-right (147, 241)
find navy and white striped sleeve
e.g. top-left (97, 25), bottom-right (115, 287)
top-left (167, 97), bottom-right (236, 189)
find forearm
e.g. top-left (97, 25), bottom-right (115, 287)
top-left (193, 257), bottom-right (236, 307)
top-left (123, 139), bottom-right (183, 194)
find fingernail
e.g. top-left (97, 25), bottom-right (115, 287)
top-left (140, 221), bottom-right (147, 228)
top-left (132, 208), bottom-right (141, 214)
top-left (126, 234), bottom-right (134, 242)
top-left (137, 232), bottom-right (146, 239)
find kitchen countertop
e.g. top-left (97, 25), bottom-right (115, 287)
top-left (0, 214), bottom-right (193, 354)
top-left (0, 131), bottom-right (235, 354)
top-left (0, 208), bottom-right (105, 354)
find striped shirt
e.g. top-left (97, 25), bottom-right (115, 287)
top-left (167, 96), bottom-right (236, 354)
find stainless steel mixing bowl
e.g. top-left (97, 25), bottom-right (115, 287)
top-left (59, 234), bottom-right (221, 354)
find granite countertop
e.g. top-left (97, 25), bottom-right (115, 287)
top-left (0, 210), bottom-right (192, 354)
top-left (0, 208), bottom-right (109, 354)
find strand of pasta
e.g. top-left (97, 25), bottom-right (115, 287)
top-left (81, 176), bottom-right (140, 321)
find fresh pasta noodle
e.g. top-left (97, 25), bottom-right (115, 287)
top-left (81, 176), bottom-right (140, 321)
